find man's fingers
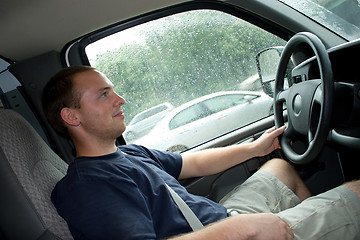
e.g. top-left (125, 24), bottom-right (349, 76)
top-left (282, 218), bottom-right (294, 240)
top-left (273, 125), bottom-right (286, 136)
top-left (266, 125), bottom-right (286, 135)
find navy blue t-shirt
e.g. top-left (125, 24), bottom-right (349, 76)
top-left (51, 144), bottom-right (228, 239)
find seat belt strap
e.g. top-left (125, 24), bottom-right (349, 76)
top-left (165, 184), bottom-right (204, 231)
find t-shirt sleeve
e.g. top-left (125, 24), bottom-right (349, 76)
top-left (122, 144), bottom-right (183, 179)
top-left (53, 177), bottom-right (157, 240)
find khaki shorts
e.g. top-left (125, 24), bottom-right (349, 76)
top-left (221, 170), bottom-right (360, 240)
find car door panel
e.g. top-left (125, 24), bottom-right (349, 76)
top-left (181, 117), bottom-right (345, 201)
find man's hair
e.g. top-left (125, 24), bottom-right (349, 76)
top-left (42, 65), bottom-right (96, 137)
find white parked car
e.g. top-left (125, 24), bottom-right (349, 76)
top-left (135, 91), bottom-right (273, 152)
top-left (123, 102), bottom-right (174, 141)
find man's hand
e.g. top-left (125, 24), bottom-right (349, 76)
top-left (252, 126), bottom-right (286, 157)
top-left (169, 213), bottom-right (294, 240)
top-left (239, 213), bottom-right (294, 240)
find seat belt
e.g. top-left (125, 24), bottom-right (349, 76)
top-left (165, 184), bottom-right (204, 231)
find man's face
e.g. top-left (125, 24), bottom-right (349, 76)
top-left (72, 70), bottom-right (126, 141)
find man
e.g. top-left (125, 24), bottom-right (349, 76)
top-left (42, 66), bottom-right (360, 240)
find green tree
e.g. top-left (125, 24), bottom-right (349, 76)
top-left (92, 10), bottom-right (285, 122)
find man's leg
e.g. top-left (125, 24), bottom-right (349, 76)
top-left (221, 158), bottom-right (305, 214)
top-left (260, 160), bottom-right (360, 239)
top-left (222, 158), bottom-right (360, 239)
top-left (260, 158), bottom-right (312, 201)
top-left (344, 180), bottom-right (360, 199)
top-left (261, 159), bottom-right (360, 239)
top-left (277, 182), bottom-right (360, 239)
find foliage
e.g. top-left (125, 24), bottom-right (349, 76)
top-left (91, 10), bottom-right (285, 123)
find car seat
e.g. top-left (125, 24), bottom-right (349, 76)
top-left (0, 109), bottom-right (73, 240)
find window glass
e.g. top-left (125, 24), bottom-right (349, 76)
top-left (86, 9), bottom-right (286, 152)
top-left (281, 0), bottom-right (360, 41)
top-left (170, 104), bottom-right (205, 130)
top-left (0, 58), bottom-right (20, 93)
top-left (205, 94), bottom-right (246, 113)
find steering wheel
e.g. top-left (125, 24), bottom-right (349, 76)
top-left (274, 32), bottom-right (334, 164)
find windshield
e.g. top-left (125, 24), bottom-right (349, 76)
top-left (280, 0), bottom-right (360, 41)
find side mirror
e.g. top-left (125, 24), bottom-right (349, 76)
top-left (256, 47), bottom-right (288, 97)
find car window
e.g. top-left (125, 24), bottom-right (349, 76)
top-left (132, 105), bottom-right (167, 124)
top-left (170, 103), bottom-right (206, 130)
top-left (281, 0), bottom-right (360, 41)
top-left (204, 94), bottom-right (252, 113)
top-left (85, 9), bottom-right (286, 151)
top-left (0, 58), bottom-right (21, 94)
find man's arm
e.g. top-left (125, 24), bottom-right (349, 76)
top-left (179, 126), bottom-right (285, 179)
top-left (168, 213), bottom-right (294, 240)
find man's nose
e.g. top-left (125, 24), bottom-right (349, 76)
top-left (114, 93), bottom-right (125, 106)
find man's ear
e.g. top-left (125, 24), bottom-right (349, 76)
top-left (60, 107), bottom-right (81, 127)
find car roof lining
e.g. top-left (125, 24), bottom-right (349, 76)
top-left (0, 0), bottom-right (187, 61)
top-left (1, 0), bottom-right (346, 62)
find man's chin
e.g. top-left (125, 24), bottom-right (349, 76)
top-left (117, 125), bottom-right (126, 137)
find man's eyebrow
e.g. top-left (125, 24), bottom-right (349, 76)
top-left (98, 86), bottom-right (112, 92)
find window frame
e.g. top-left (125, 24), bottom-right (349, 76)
top-left (68, 1), bottom-right (292, 67)
top-left (64, 1), bottom-right (291, 149)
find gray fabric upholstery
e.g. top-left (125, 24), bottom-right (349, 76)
top-left (9, 51), bottom-right (76, 163)
top-left (0, 109), bottom-right (73, 240)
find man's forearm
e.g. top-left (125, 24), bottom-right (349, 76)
top-left (179, 126), bottom-right (285, 180)
top-left (167, 213), bottom-right (293, 240)
top-left (179, 143), bottom-right (256, 179)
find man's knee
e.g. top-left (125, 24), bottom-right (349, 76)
top-left (260, 158), bottom-right (294, 172)
top-left (260, 158), bottom-right (311, 201)
top-left (344, 180), bottom-right (360, 199)
top-left (259, 158), bottom-right (296, 188)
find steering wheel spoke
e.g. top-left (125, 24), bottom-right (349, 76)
top-left (277, 87), bottom-right (290, 102)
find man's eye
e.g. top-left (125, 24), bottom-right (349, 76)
top-left (101, 92), bottom-right (108, 98)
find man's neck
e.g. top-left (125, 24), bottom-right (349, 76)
top-left (73, 138), bottom-right (118, 157)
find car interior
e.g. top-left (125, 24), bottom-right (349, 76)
top-left (1, 0), bottom-right (360, 239)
